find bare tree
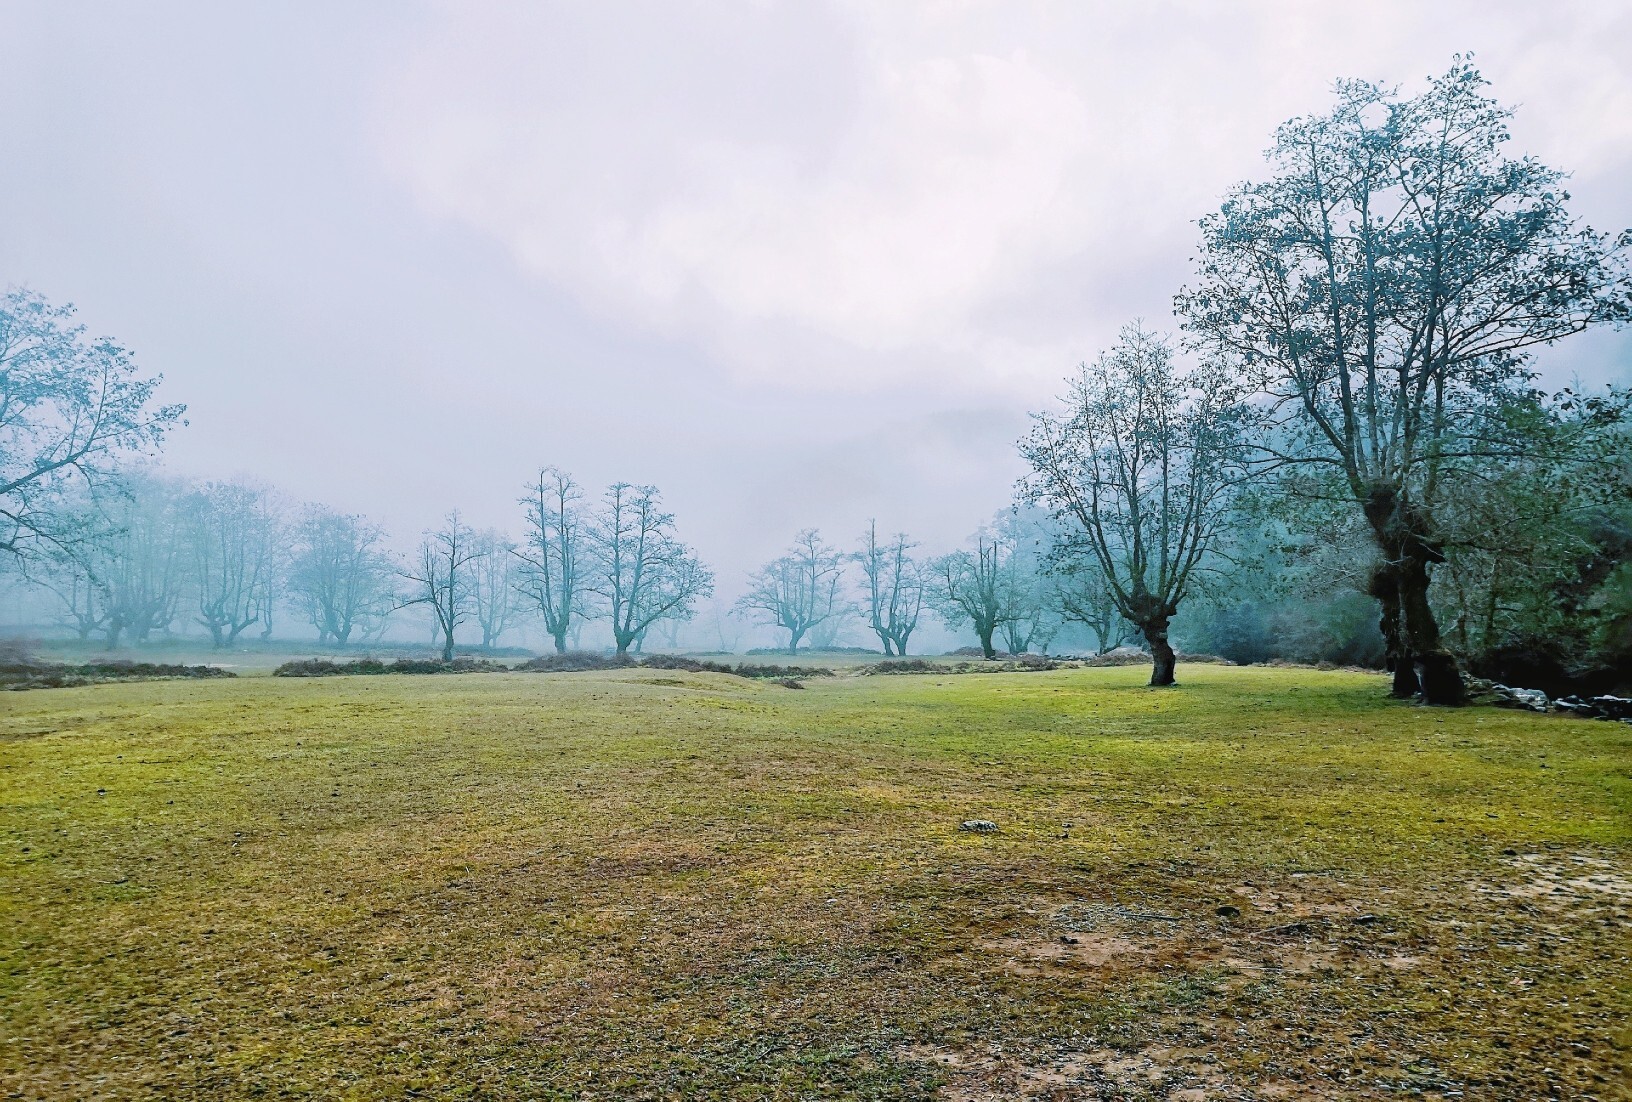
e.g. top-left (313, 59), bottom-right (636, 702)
top-left (78, 473), bottom-right (188, 647)
top-left (288, 506), bottom-right (396, 645)
top-left (181, 481), bottom-right (282, 648)
top-left (468, 529), bottom-right (522, 649)
top-left (993, 508), bottom-right (1062, 656)
top-left (586, 483), bottom-right (713, 658)
top-left (1022, 324), bottom-right (1244, 686)
top-left (1052, 563), bottom-right (1132, 655)
top-left (855, 520), bottom-right (923, 656)
top-left (0, 289), bottom-right (184, 561)
top-left (737, 529), bottom-right (845, 654)
top-left (927, 532), bottom-right (1016, 660)
top-left (1175, 63), bottom-right (1632, 703)
top-left (400, 511), bottom-right (479, 662)
top-left (515, 467), bottom-right (588, 653)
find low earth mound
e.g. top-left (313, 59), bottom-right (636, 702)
top-left (1, 656), bottom-right (235, 691)
top-left (273, 657), bottom-right (511, 677)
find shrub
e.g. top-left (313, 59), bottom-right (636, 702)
top-left (866, 659), bottom-right (949, 675)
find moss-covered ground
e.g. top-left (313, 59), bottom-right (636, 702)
top-left (2, 665), bottom-right (1628, 1099)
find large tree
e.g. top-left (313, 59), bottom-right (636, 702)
top-left (586, 483), bottom-right (713, 658)
top-left (0, 289), bottom-right (184, 561)
top-left (1022, 324), bottom-right (1244, 686)
top-left (854, 520), bottom-right (923, 656)
top-left (1174, 63), bottom-right (1632, 703)
top-left (738, 529), bottom-right (845, 654)
top-left (516, 467), bottom-right (589, 653)
top-left (288, 505), bottom-right (396, 645)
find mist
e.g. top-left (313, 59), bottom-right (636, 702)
top-left (3, 1), bottom-right (1629, 654)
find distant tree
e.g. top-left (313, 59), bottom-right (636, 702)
top-left (855, 521), bottom-right (923, 656)
top-left (1175, 62), bottom-right (1632, 703)
top-left (928, 532), bottom-right (1018, 660)
top-left (586, 483), bottom-right (713, 658)
top-left (704, 600), bottom-right (745, 653)
top-left (515, 467), bottom-right (589, 653)
top-left (468, 529), bottom-right (522, 649)
top-left (400, 511), bottom-right (478, 662)
top-left (0, 289), bottom-right (184, 561)
top-left (181, 481), bottom-right (282, 648)
top-left (76, 473), bottom-right (188, 647)
top-left (287, 506), bottom-right (396, 645)
top-left (1052, 563), bottom-right (1131, 655)
top-left (1022, 324), bottom-right (1244, 686)
top-left (993, 508), bottom-right (1063, 656)
top-left (737, 529), bottom-right (845, 654)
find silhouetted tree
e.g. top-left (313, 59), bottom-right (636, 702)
top-left (586, 483), bottom-right (713, 658)
top-left (855, 521), bottom-right (923, 656)
top-left (738, 529), bottom-right (845, 654)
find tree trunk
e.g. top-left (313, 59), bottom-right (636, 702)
top-left (788, 627), bottom-right (805, 655)
top-left (877, 632), bottom-right (894, 657)
top-left (553, 629), bottom-right (568, 654)
top-left (1363, 487), bottom-right (1462, 705)
top-left (1398, 556), bottom-right (1464, 705)
top-left (441, 634), bottom-right (455, 663)
top-left (1370, 566), bottom-right (1418, 698)
top-left (977, 625), bottom-right (996, 660)
top-left (1142, 617), bottom-right (1177, 687)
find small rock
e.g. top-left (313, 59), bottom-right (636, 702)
top-left (1059, 934), bottom-right (1079, 945)
top-left (1215, 904), bottom-right (1241, 919)
top-left (1352, 913), bottom-right (1378, 926)
top-left (959, 819), bottom-right (999, 833)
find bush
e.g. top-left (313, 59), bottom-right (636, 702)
top-left (639, 655), bottom-right (737, 675)
top-left (731, 662), bottom-right (834, 679)
top-left (866, 658), bottom-right (949, 675)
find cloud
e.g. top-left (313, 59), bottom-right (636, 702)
top-left (378, 2), bottom-right (1632, 397)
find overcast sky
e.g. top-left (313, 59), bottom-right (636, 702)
top-left (3, 1), bottom-right (1629, 606)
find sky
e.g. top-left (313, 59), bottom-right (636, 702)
top-left (3, 0), bottom-right (1630, 629)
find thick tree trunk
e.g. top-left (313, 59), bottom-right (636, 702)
top-left (1363, 487), bottom-right (1463, 705)
top-left (441, 633), bottom-right (455, 662)
top-left (552, 630), bottom-right (567, 654)
top-left (877, 632), bottom-right (894, 657)
top-left (1141, 617), bottom-right (1177, 687)
top-left (1370, 566), bottom-right (1419, 698)
top-left (788, 627), bottom-right (805, 655)
top-left (976, 625), bottom-right (996, 660)
top-left (894, 628), bottom-right (912, 656)
top-left (1398, 556), bottom-right (1464, 705)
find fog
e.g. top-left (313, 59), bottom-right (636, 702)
top-left (3, 1), bottom-right (1629, 649)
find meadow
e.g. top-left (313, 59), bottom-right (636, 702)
top-left (2, 664), bottom-right (1628, 1100)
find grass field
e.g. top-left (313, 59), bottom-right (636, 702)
top-left (2, 665), bottom-right (1628, 1100)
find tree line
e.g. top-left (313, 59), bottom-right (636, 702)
top-left (2, 62), bottom-right (1628, 702)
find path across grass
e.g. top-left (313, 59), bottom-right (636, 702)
top-left (2, 666), bottom-right (1627, 1099)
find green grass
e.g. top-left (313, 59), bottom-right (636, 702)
top-left (2, 665), bottom-right (1628, 1099)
